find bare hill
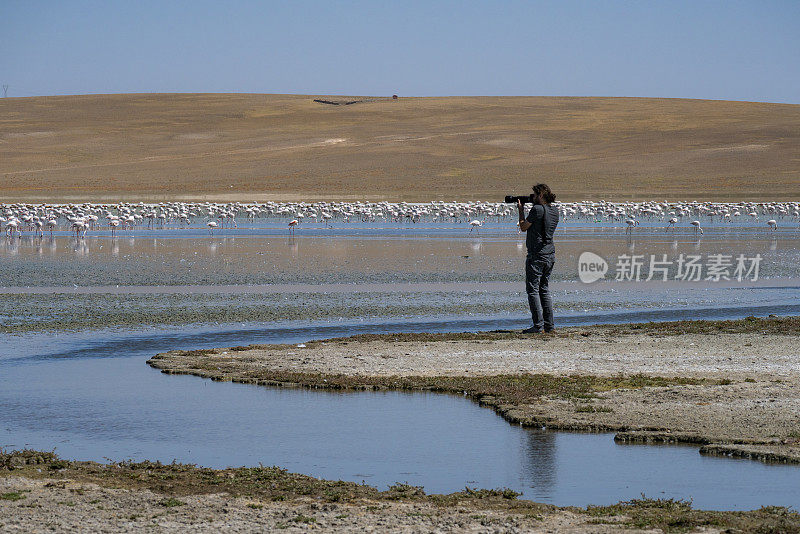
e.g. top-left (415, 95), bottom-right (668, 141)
top-left (1, 93), bottom-right (798, 202)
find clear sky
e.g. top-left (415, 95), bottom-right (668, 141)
top-left (3, 0), bottom-right (799, 103)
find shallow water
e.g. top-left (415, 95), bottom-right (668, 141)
top-left (2, 229), bottom-right (800, 335)
top-left (2, 335), bottom-right (799, 511)
top-left (2, 227), bottom-right (800, 510)
top-left (3, 228), bottom-right (799, 287)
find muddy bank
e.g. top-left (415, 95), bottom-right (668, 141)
top-left (2, 451), bottom-right (798, 533)
top-left (147, 317), bottom-right (800, 463)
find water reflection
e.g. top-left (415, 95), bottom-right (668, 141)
top-left (73, 240), bottom-right (89, 255)
top-left (523, 429), bottom-right (557, 493)
top-left (3, 230), bottom-right (800, 288)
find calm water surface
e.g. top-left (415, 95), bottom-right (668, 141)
top-left (2, 227), bottom-right (800, 511)
top-left (2, 336), bottom-right (799, 511)
top-left (3, 229), bottom-right (800, 334)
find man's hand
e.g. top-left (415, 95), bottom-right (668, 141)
top-left (518, 200), bottom-right (532, 231)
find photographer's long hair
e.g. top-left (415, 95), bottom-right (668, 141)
top-left (533, 183), bottom-right (556, 205)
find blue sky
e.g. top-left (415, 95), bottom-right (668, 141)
top-left (3, 0), bottom-right (799, 103)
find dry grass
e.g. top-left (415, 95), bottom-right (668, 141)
top-left (1, 93), bottom-right (799, 202)
top-left (0, 448), bottom-right (542, 512)
top-left (177, 369), bottom-right (713, 405)
top-left (2, 449), bottom-right (798, 531)
top-left (223, 315), bottom-right (800, 347)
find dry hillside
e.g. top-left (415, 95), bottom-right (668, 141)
top-left (1, 93), bottom-right (798, 202)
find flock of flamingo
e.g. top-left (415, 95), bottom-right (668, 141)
top-left (1, 200), bottom-right (797, 239)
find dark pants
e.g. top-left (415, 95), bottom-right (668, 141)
top-left (525, 254), bottom-right (555, 331)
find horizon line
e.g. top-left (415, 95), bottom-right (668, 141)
top-left (1, 92), bottom-right (798, 106)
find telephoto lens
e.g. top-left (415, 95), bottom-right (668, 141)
top-left (504, 195), bottom-right (533, 204)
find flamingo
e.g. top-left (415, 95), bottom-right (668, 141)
top-left (666, 217), bottom-right (678, 231)
top-left (624, 218), bottom-right (638, 234)
top-left (46, 219), bottom-right (57, 237)
top-left (691, 220), bottom-right (704, 235)
top-left (468, 220), bottom-right (483, 233)
top-left (71, 220), bottom-right (87, 239)
top-left (207, 221), bottom-right (218, 236)
top-left (109, 219), bottom-right (120, 237)
top-left (5, 219), bottom-right (19, 238)
top-left (288, 219), bottom-right (299, 234)
top-left (767, 219), bottom-right (777, 231)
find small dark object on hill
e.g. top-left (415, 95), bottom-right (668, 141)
top-left (313, 99), bottom-right (363, 106)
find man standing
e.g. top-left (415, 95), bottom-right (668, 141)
top-left (517, 184), bottom-right (559, 333)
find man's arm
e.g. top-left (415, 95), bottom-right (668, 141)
top-left (517, 200), bottom-right (532, 231)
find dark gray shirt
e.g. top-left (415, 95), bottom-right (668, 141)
top-left (525, 204), bottom-right (559, 256)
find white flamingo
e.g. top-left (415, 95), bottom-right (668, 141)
top-left (468, 220), bottom-right (483, 233)
top-left (46, 219), bottom-right (57, 237)
top-left (5, 219), bottom-right (19, 238)
top-left (767, 219), bottom-right (777, 231)
top-left (207, 221), bottom-right (218, 236)
top-left (691, 220), bottom-right (704, 235)
top-left (666, 217), bottom-right (678, 231)
top-left (288, 219), bottom-right (299, 234)
top-left (71, 220), bottom-right (87, 239)
top-left (624, 218), bottom-right (638, 234)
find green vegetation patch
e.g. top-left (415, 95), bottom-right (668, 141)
top-left (189, 365), bottom-right (713, 406)
top-left (0, 449), bottom-right (549, 514)
top-left (602, 315), bottom-right (800, 337)
top-left (0, 449), bottom-right (62, 471)
top-left (587, 496), bottom-right (800, 533)
top-left (158, 497), bottom-right (186, 507)
top-left (2, 449), bottom-right (798, 531)
top-left (299, 315), bottom-right (800, 342)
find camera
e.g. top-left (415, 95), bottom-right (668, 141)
top-left (504, 195), bottom-right (534, 204)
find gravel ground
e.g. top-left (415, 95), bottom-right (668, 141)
top-left (180, 331), bottom-right (800, 380)
top-left (0, 476), bottom-right (635, 534)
